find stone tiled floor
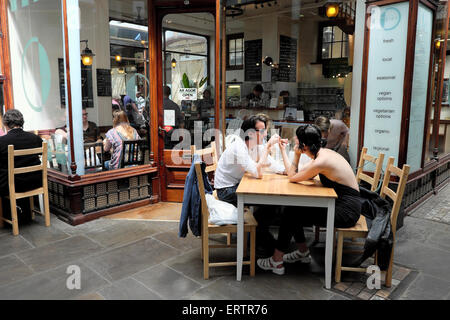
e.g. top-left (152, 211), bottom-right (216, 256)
top-left (410, 183), bottom-right (450, 225)
top-left (0, 182), bottom-right (449, 300)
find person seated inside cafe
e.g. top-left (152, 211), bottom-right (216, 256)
top-left (314, 115), bottom-right (350, 163)
top-left (0, 110), bottom-right (43, 223)
top-left (81, 107), bottom-right (100, 143)
top-left (54, 107), bottom-right (100, 144)
top-left (103, 110), bottom-right (141, 170)
top-left (214, 114), bottom-right (287, 254)
top-left (112, 95), bottom-right (122, 112)
top-left (0, 109), bottom-right (43, 196)
top-left (246, 84), bottom-right (264, 101)
top-left (257, 124), bottom-right (361, 275)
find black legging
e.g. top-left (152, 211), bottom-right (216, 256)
top-left (275, 196), bottom-right (361, 253)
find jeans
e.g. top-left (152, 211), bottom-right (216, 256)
top-left (216, 184), bottom-right (239, 207)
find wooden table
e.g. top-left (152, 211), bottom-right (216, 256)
top-left (236, 173), bottom-right (337, 289)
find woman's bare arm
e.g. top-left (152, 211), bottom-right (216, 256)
top-left (288, 159), bottom-right (321, 183)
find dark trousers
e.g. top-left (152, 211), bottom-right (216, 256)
top-left (216, 184), bottom-right (239, 207)
top-left (275, 205), bottom-right (360, 253)
top-left (1, 197), bottom-right (33, 225)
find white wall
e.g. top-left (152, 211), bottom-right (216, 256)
top-left (8, 0), bottom-right (66, 130)
top-left (8, 0), bottom-right (112, 130)
top-left (80, 0), bottom-right (111, 127)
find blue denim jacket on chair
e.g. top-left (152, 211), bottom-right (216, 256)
top-left (178, 154), bottom-right (213, 237)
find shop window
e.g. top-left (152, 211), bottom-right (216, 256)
top-left (165, 29), bottom-right (208, 56)
top-left (319, 25), bottom-right (349, 61)
top-left (163, 28), bottom-right (209, 105)
top-left (226, 33), bottom-right (244, 70)
top-left (109, 20), bottom-right (148, 46)
top-left (161, 14), bottom-right (213, 152)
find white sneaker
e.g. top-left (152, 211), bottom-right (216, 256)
top-left (283, 249), bottom-right (311, 264)
top-left (257, 257), bottom-right (285, 275)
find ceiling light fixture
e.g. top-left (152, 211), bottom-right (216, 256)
top-left (262, 56), bottom-right (274, 66)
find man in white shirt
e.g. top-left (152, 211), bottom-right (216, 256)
top-left (215, 115), bottom-right (285, 255)
top-left (214, 115), bottom-right (281, 204)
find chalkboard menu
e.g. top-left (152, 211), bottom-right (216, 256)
top-left (58, 59), bottom-right (94, 107)
top-left (81, 61), bottom-right (94, 108)
top-left (97, 69), bottom-right (112, 96)
top-left (272, 35), bottom-right (297, 82)
top-left (244, 39), bottom-right (262, 82)
top-left (58, 58), bottom-right (66, 107)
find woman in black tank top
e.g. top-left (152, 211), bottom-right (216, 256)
top-left (257, 125), bottom-right (361, 275)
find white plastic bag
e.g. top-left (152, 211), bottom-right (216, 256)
top-left (205, 193), bottom-right (238, 225)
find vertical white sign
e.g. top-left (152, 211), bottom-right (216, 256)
top-left (364, 2), bottom-right (410, 167)
top-left (407, 4), bottom-right (433, 172)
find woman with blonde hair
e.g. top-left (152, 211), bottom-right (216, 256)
top-left (103, 110), bottom-right (140, 170)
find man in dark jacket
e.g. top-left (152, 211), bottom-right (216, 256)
top-left (0, 109), bottom-right (43, 196)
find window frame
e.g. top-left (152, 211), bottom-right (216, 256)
top-left (317, 22), bottom-right (349, 63)
top-left (162, 27), bottom-right (210, 87)
top-left (226, 33), bottom-right (244, 70)
top-left (0, 0), bottom-right (13, 111)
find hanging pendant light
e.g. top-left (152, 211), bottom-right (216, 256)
top-left (171, 58), bottom-right (177, 68)
top-left (80, 40), bottom-right (95, 66)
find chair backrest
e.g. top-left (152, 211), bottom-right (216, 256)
top-left (194, 162), bottom-right (210, 236)
top-left (8, 141), bottom-right (48, 192)
top-left (379, 157), bottom-right (410, 236)
top-left (120, 139), bottom-right (146, 168)
top-left (191, 143), bottom-right (218, 173)
top-left (44, 135), bottom-right (69, 172)
top-left (84, 142), bottom-right (104, 171)
top-left (356, 147), bottom-right (385, 192)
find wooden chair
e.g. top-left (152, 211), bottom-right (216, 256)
top-left (119, 139), bottom-right (146, 168)
top-left (356, 147), bottom-right (385, 192)
top-left (0, 142), bottom-right (51, 236)
top-left (314, 147), bottom-right (385, 242)
top-left (191, 143), bottom-right (218, 174)
top-left (194, 162), bottom-right (257, 279)
top-left (191, 143), bottom-right (234, 245)
top-left (45, 135), bottom-right (69, 173)
top-left (334, 157), bottom-right (410, 287)
top-left (84, 142), bottom-right (105, 172)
